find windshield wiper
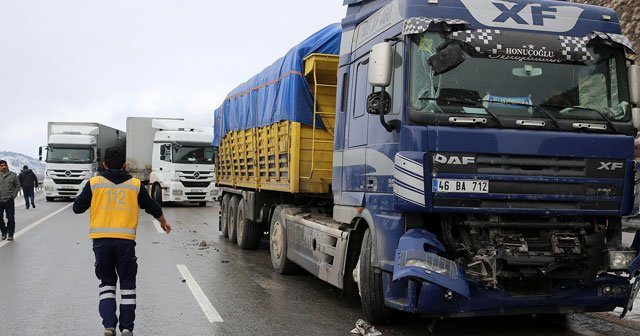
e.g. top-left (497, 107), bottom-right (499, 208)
top-left (483, 100), bottom-right (560, 129)
top-left (419, 97), bottom-right (503, 126)
top-left (557, 105), bottom-right (619, 133)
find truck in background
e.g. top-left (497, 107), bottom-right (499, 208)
top-left (214, 0), bottom-right (640, 324)
top-left (126, 117), bottom-right (218, 207)
top-left (39, 122), bottom-right (125, 201)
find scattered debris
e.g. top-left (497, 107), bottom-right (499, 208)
top-left (198, 240), bottom-right (208, 247)
top-left (181, 278), bottom-right (186, 283)
top-left (350, 319), bottom-right (382, 336)
top-left (221, 260), bottom-right (230, 263)
top-left (151, 241), bottom-right (160, 244)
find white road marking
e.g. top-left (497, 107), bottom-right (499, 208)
top-left (152, 219), bottom-right (164, 233)
top-left (0, 203), bottom-right (73, 248)
top-left (177, 264), bottom-right (223, 323)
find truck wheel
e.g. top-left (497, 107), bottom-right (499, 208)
top-left (236, 199), bottom-right (261, 250)
top-left (228, 195), bottom-right (239, 243)
top-left (152, 184), bottom-right (164, 205)
top-left (359, 228), bottom-right (393, 324)
top-left (219, 194), bottom-right (231, 238)
top-left (269, 206), bottom-right (299, 274)
top-left (46, 197), bottom-right (54, 202)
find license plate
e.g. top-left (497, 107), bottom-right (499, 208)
top-left (432, 179), bottom-right (489, 193)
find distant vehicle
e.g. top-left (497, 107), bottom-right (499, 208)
top-left (39, 122), bottom-right (125, 201)
top-left (214, 0), bottom-right (640, 323)
top-left (126, 117), bottom-right (218, 206)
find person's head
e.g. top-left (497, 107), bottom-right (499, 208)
top-left (23, 165), bottom-right (28, 170)
top-left (103, 147), bottom-right (126, 170)
top-left (0, 160), bottom-right (7, 172)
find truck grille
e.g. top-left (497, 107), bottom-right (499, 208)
top-left (182, 181), bottom-right (210, 188)
top-left (476, 155), bottom-right (586, 177)
top-left (53, 179), bottom-right (84, 185)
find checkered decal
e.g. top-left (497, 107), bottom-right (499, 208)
top-left (558, 35), bottom-right (593, 62)
top-left (402, 17), bottom-right (469, 35)
top-left (451, 29), bottom-right (503, 53)
top-left (588, 31), bottom-right (636, 54)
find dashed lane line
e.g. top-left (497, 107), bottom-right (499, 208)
top-left (177, 264), bottom-right (224, 323)
top-left (0, 203), bottom-right (73, 249)
top-left (152, 219), bottom-right (165, 234)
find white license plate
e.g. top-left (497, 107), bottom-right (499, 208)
top-left (432, 179), bottom-right (489, 193)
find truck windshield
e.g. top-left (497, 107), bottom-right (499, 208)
top-left (46, 147), bottom-right (93, 164)
top-left (172, 145), bottom-right (213, 164)
top-left (409, 32), bottom-right (631, 128)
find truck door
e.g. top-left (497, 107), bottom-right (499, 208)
top-left (343, 57), bottom-right (370, 193)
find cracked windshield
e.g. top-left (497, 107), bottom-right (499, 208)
top-left (410, 33), bottom-right (631, 124)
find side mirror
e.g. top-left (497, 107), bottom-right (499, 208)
top-left (368, 42), bottom-right (393, 87)
top-left (366, 91), bottom-right (391, 115)
top-left (429, 44), bottom-right (465, 76)
top-left (629, 64), bottom-right (640, 104)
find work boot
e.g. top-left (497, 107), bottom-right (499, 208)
top-left (122, 329), bottom-right (133, 336)
top-left (7, 236), bottom-right (13, 241)
top-left (1, 233), bottom-right (6, 240)
top-left (103, 328), bottom-right (116, 336)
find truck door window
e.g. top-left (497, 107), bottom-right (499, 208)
top-left (391, 42), bottom-right (404, 115)
top-left (353, 59), bottom-right (369, 118)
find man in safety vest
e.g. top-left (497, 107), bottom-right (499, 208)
top-left (73, 147), bottom-right (172, 336)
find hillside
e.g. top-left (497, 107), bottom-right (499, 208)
top-left (0, 151), bottom-right (45, 179)
top-left (570, 0), bottom-right (639, 62)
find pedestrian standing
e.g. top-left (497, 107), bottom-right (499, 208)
top-left (72, 147), bottom-right (172, 336)
top-left (18, 165), bottom-right (38, 209)
top-left (0, 160), bottom-right (21, 241)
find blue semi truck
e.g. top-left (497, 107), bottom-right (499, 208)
top-left (215, 0), bottom-right (640, 322)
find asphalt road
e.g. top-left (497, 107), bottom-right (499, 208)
top-left (1, 194), bottom-right (639, 336)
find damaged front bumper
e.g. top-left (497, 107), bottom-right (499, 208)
top-left (388, 229), bottom-right (640, 318)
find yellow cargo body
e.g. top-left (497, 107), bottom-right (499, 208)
top-left (216, 54), bottom-right (338, 194)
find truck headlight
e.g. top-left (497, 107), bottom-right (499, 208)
top-left (605, 250), bottom-right (637, 270)
top-left (210, 189), bottom-right (219, 196)
top-left (172, 189), bottom-right (183, 196)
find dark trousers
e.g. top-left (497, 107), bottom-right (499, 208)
top-left (22, 187), bottom-right (35, 208)
top-left (0, 198), bottom-right (15, 236)
top-left (92, 238), bottom-right (138, 332)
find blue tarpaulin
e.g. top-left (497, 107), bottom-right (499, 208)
top-left (213, 23), bottom-right (341, 147)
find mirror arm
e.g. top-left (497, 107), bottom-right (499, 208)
top-left (378, 90), bottom-right (396, 132)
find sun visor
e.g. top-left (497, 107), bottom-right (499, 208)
top-left (446, 29), bottom-right (634, 65)
top-left (588, 31), bottom-right (635, 54)
top-left (403, 17), bottom-right (469, 35)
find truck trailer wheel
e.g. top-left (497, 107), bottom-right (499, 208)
top-left (228, 195), bottom-right (239, 243)
top-left (359, 228), bottom-right (393, 324)
top-left (219, 194), bottom-right (231, 238)
top-left (236, 199), bottom-right (261, 250)
top-left (269, 206), bottom-right (299, 274)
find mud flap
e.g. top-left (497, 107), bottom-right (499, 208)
top-left (621, 236), bottom-right (640, 318)
top-left (392, 229), bottom-right (470, 298)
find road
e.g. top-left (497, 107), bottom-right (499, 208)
top-left (1, 194), bottom-right (639, 335)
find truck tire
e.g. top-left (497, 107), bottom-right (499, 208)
top-left (359, 228), bottom-right (393, 324)
top-left (46, 197), bottom-right (54, 202)
top-left (228, 195), bottom-right (239, 243)
top-left (269, 206), bottom-right (299, 274)
top-left (219, 194), bottom-right (231, 238)
top-left (236, 199), bottom-right (261, 250)
top-left (152, 183), bottom-right (164, 205)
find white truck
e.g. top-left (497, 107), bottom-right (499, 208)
top-left (40, 122), bottom-right (126, 201)
top-left (125, 117), bottom-right (218, 206)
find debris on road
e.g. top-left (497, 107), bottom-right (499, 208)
top-left (350, 319), bottom-right (382, 336)
top-left (198, 240), bottom-right (208, 247)
top-left (221, 260), bottom-right (230, 263)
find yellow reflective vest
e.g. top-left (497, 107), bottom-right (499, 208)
top-left (88, 176), bottom-right (141, 240)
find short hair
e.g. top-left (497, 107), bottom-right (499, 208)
top-left (0, 160), bottom-right (6, 165)
top-left (104, 147), bottom-right (126, 169)
top-left (23, 165), bottom-right (28, 169)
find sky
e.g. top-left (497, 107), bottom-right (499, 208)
top-left (0, 0), bottom-right (346, 158)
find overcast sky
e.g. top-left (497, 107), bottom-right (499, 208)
top-left (0, 1), bottom-right (346, 158)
